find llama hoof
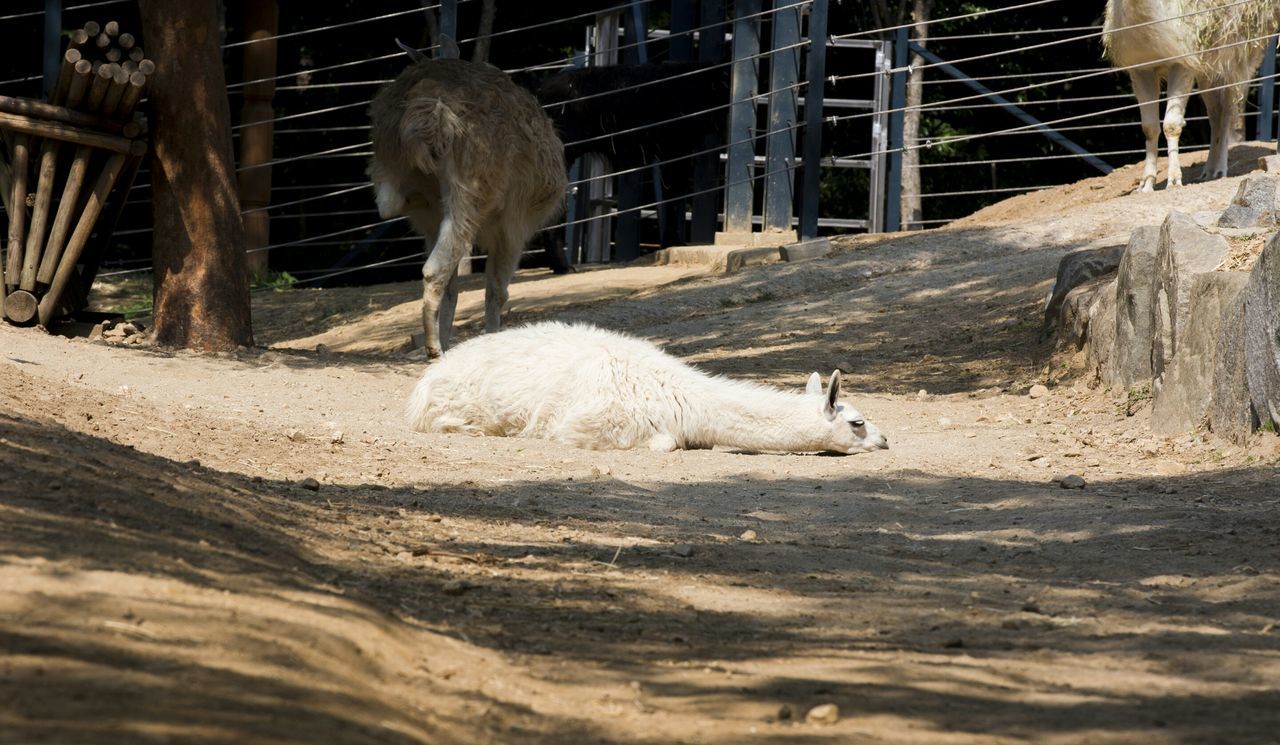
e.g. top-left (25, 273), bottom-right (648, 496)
top-left (1167, 176), bottom-right (1183, 188)
top-left (1135, 179), bottom-right (1155, 194)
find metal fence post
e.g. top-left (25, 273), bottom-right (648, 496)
top-left (722, 0), bottom-right (762, 237)
top-left (1259, 37), bottom-right (1277, 142)
top-left (614, 0), bottom-right (650, 261)
top-left (43, 0), bottom-right (63, 100)
top-left (764, 1), bottom-right (802, 237)
top-left (798, 0), bottom-right (829, 241)
top-left (884, 27), bottom-right (907, 233)
top-left (438, 0), bottom-right (457, 49)
top-left (690, 0), bottom-right (727, 243)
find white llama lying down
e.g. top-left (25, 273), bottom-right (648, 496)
top-left (406, 322), bottom-right (889, 454)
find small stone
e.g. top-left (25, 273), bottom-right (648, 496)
top-left (1021, 599), bottom-right (1042, 614)
top-left (776, 704), bottom-right (793, 721)
top-left (739, 529), bottom-right (758, 541)
top-left (1029, 384), bottom-right (1050, 399)
top-left (672, 544), bottom-right (695, 558)
top-left (805, 703), bottom-right (839, 725)
top-left (298, 477), bottom-right (321, 491)
top-left (441, 579), bottom-right (474, 596)
top-left (916, 389), bottom-right (929, 401)
top-left (1057, 474), bottom-right (1087, 489)
top-left (938, 417), bottom-right (952, 427)
top-left (287, 429), bottom-right (307, 442)
top-left (315, 343), bottom-right (331, 356)
top-left (330, 431), bottom-right (344, 444)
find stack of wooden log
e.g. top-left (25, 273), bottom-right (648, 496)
top-left (0, 20), bottom-right (152, 327)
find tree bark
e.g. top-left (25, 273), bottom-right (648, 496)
top-left (900, 0), bottom-right (931, 231)
top-left (237, 0), bottom-right (278, 280)
top-left (140, 0), bottom-right (253, 350)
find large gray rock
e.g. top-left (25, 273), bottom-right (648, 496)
top-left (1044, 242), bottom-right (1125, 329)
top-left (1151, 212), bottom-right (1230, 386)
top-left (1211, 291), bottom-right (1257, 444)
top-left (1056, 275), bottom-right (1115, 352)
top-left (1085, 279), bottom-right (1119, 387)
top-left (1218, 176), bottom-right (1279, 229)
top-left (1113, 226), bottom-right (1160, 389)
top-left (1151, 272), bottom-right (1250, 435)
top-left (1243, 233), bottom-right (1280, 430)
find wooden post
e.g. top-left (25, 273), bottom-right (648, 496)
top-left (0, 110), bottom-right (142, 153)
top-left (0, 94), bottom-right (132, 134)
top-left (36, 154), bottom-right (128, 326)
top-left (140, 0), bottom-right (254, 350)
top-left (21, 142), bottom-right (59, 290)
top-left (237, 0), bottom-right (279, 279)
top-left (720, 0), bottom-right (762, 239)
top-left (37, 146), bottom-right (92, 285)
top-left (4, 135), bottom-right (31, 297)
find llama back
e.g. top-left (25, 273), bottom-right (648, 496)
top-left (1104, 0), bottom-right (1276, 78)
top-left (406, 322), bottom-right (699, 449)
top-left (369, 60), bottom-right (566, 229)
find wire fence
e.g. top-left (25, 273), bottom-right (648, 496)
top-left (2, 0), bottom-right (1278, 299)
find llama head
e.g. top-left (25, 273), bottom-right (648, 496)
top-left (805, 371), bottom-right (889, 454)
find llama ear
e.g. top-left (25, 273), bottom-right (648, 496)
top-left (805, 372), bottom-right (822, 396)
top-left (395, 38), bottom-right (429, 65)
top-left (437, 34), bottom-right (461, 60)
top-left (824, 370), bottom-right (842, 413)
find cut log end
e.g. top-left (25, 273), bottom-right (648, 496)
top-left (4, 290), bottom-right (39, 324)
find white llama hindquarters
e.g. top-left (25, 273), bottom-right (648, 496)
top-left (405, 322), bottom-right (889, 454)
top-left (1103, 0), bottom-right (1280, 192)
top-left (368, 44), bottom-right (567, 358)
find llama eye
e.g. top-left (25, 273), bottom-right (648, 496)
top-left (851, 419), bottom-right (864, 427)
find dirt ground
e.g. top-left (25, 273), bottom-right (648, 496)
top-left (2, 146), bottom-right (1279, 744)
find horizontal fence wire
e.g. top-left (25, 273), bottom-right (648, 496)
top-left (2, 0), bottom-right (1277, 296)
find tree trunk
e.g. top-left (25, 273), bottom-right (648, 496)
top-left (900, 0), bottom-right (931, 231)
top-left (472, 0), bottom-right (496, 63)
top-left (140, 0), bottom-right (253, 350)
top-left (237, 0), bottom-right (278, 280)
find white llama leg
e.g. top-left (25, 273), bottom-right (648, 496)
top-left (1129, 69), bottom-right (1162, 193)
top-left (1162, 66), bottom-right (1194, 188)
top-left (422, 213), bottom-right (475, 358)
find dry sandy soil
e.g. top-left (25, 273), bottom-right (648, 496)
top-left (2, 147), bottom-right (1279, 744)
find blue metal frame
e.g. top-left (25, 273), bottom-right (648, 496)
top-left (438, 0), bottom-right (458, 50)
top-left (763, 1), bottom-right (802, 234)
top-left (884, 28), bottom-right (907, 233)
top-left (1258, 37), bottom-right (1277, 142)
top-left (43, 0), bottom-right (63, 100)
top-left (798, 0), bottom-right (829, 241)
top-left (724, 0), bottom-right (762, 234)
top-left (690, 0), bottom-right (727, 243)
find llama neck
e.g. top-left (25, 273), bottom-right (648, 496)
top-left (680, 376), bottom-right (828, 453)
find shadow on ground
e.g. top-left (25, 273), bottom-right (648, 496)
top-left (2, 410), bottom-right (1277, 743)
